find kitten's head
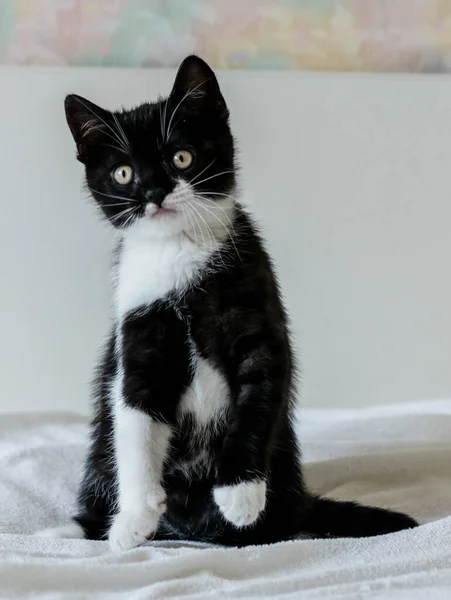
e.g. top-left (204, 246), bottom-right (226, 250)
top-left (65, 55), bottom-right (236, 241)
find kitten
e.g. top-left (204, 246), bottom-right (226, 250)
top-left (43, 56), bottom-right (417, 550)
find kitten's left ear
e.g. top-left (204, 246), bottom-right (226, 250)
top-left (65, 94), bottom-right (111, 162)
top-left (170, 55), bottom-right (228, 119)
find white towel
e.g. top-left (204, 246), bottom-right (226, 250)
top-left (0, 401), bottom-right (450, 599)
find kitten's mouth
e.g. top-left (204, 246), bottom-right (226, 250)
top-left (154, 207), bottom-right (176, 218)
top-left (145, 204), bottom-right (177, 219)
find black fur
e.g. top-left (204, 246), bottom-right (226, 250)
top-left (66, 56), bottom-right (417, 546)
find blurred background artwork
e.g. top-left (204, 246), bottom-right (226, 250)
top-left (1, 0), bottom-right (451, 72)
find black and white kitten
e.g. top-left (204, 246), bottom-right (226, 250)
top-left (43, 56), bottom-right (417, 551)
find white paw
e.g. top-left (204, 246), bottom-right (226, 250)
top-left (213, 480), bottom-right (267, 528)
top-left (36, 523), bottom-right (85, 539)
top-left (109, 504), bottom-right (165, 552)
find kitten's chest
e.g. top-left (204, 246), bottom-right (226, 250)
top-left (115, 235), bottom-right (210, 319)
top-left (169, 339), bottom-right (231, 480)
top-left (179, 339), bottom-right (231, 427)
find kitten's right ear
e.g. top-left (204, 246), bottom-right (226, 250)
top-left (65, 94), bottom-right (109, 162)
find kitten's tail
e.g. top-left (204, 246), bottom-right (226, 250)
top-left (304, 496), bottom-right (418, 538)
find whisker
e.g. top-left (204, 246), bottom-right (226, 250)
top-left (88, 187), bottom-right (136, 204)
top-left (184, 203), bottom-right (203, 246)
top-left (195, 190), bottom-right (238, 200)
top-left (187, 202), bottom-right (209, 250)
top-left (188, 202), bottom-right (229, 271)
top-left (193, 197), bottom-right (253, 238)
top-left (188, 159), bottom-right (216, 186)
top-left (102, 202), bottom-right (133, 208)
top-left (193, 196), bottom-right (237, 232)
top-left (110, 206), bottom-right (135, 223)
top-left (182, 202), bottom-right (196, 238)
top-left (191, 197), bottom-right (243, 264)
top-left (189, 170), bottom-right (234, 189)
top-left (193, 195), bottom-right (239, 229)
top-left (110, 207), bottom-right (133, 222)
top-left (123, 208), bottom-right (138, 229)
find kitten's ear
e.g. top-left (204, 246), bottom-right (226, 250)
top-left (65, 94), bottom-right (110, 161)
top-left (170, 55), bottom-right (228, 119)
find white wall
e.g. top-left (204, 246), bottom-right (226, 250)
top-left (1, 66), bottom-right (451, 413)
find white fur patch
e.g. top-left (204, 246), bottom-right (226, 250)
top-left (115, 232), bottom-right (212, 319)
top-left (107, 180), bottom-right (236, 550)
top-left (109, 505), bottom-right (165, 552)
top-left (115, 179), bottom-right (233, 320)
top-left (179, 354), bottom-right (230, 427)
top-left (214, 480), bottom-right (267, 528)
top-left (36, 523), bottom-right (85, 540)
top-left (110, 399), bottom-right (171, 551)
top-left (112, 402), bottom-right (170, 511)
top-left (173, 449), bottom-right (213, 480)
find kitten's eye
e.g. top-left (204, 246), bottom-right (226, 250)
top-left (172, 150), bottom-right (193, 170)
top-left (113, 165), bottom-right (133, 185)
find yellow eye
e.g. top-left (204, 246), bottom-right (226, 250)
top-left (113, 165), bottom-right (133, 185)
top-left (172, 150), bottom-right (193, 170)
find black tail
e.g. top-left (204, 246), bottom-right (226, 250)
top-left (305, 496), bottom-right (418, 538)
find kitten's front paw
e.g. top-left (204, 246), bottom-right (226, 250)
top-left (213, 480), bottom-right (267, 528)
top-left (109, 503), bottom-right (165, 552)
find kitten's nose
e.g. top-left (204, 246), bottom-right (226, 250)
top-left (145, 188), bottom-right (166, 207)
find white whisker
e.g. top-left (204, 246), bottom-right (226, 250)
top-left (103, 202), bottom-right (133, 208)
top-left (188, 202), bottom-right (229, 271)
top-left (123, 208), bottom-right (138, 229)
top-left (193, 196), bottom-right (236, 231)
top-left (187, 202), bottom-right (210, 250)
top-left (88, 188), bottom-right (136, 204)
top-left (188, 159), bottom-right (216, 186)
top-left (182, 202), bottom-right (196, 238)
top-left (191, 197), bottom-right (242, 264)
top-left (195, 190), bottom-right (238, 200)
top-left (189, 170), bottom-right (234, 189)
top-left (110, 206), bottom-right (136, 224)
top-left (184, 203), bottom-right (203, 246)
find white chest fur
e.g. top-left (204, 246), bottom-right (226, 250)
top-left (175, 348), bottom-right (231, 479)
top-left (179, 353), bottom-right (231, 427)
top-left (114, 229), bottom-right (231, 436)
top-left (115, 232), bottom-right (213, 320)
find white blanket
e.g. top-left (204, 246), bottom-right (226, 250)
top-left (0, 401), bottom-right (450, 599)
